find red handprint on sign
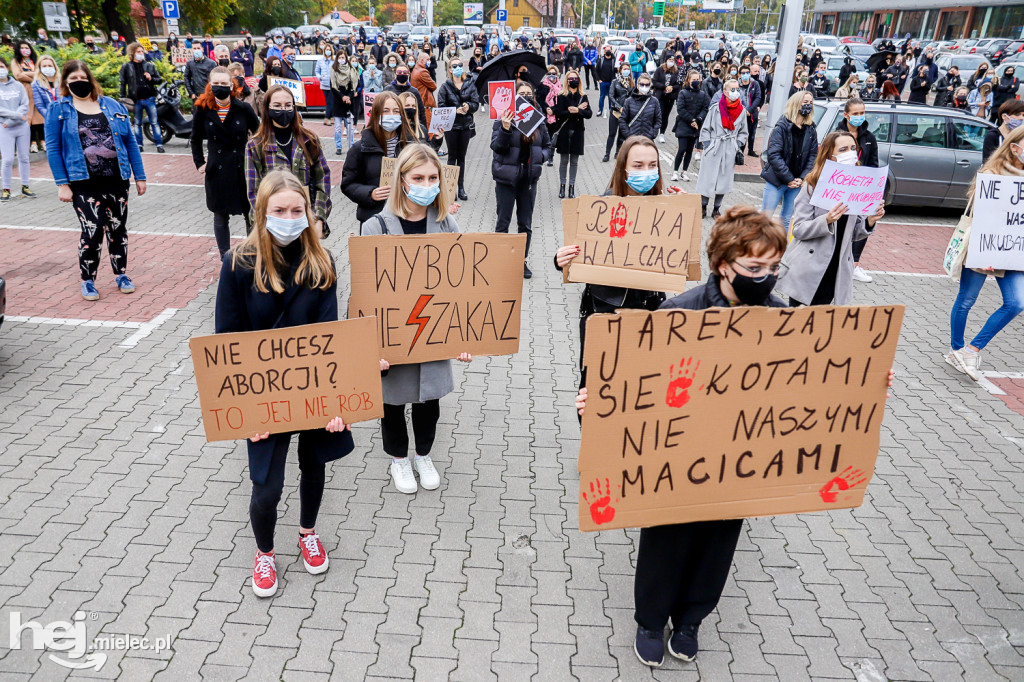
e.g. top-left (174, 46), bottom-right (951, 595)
top-left (582, 478), bottom-right (619, 525)
top-left (819, 466), bottom-right (868, 503)
top-left (665, 357), bottom-right (700, 408)
top-left (609, 202), bottom-right (630, 238)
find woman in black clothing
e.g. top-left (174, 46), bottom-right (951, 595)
top-left (948, 86), bottom-right (971, 112)
top-left (859, 75), bottom-right (880, 102)
top-left (907, 64), bottom-right (931, 105)
top-left (564, 40), bottom-right (585, 75)
top-left (469, 47), bottom-right (486, 76)
top-left (340, 91), bottom-right (416, 223)
top-left (435, 57), bottom-right (480, 201)
top-left (992, 67), bottom-right (1021, 125)
top-left (215, 170), bottom-right (354, 598)
top-left (491, 81), bottom-right (553, 279)
top-left (834, 97), bottom-right (879, 283)
top-left (672, 70), bottom-right (709, 182)
top-left (552, 69), bottom-right (592, 198)
top-left (652, 59), bottom-right (678, 140)
top-left (807, 48), bottom-right (824, 72)
top-left (603, 64), bottom-right (633, 162)
top-left (191, 67), bottom-right (260, 257)
top-left (618, 73), bottom-right (662, 141)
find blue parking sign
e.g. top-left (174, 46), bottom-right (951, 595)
top-left (162, 0), bottom-right (179, 19)
top-left (496, 9), bottom-right (507, 22)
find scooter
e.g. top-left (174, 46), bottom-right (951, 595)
top-left (123, 81), bottom-right (192, 144)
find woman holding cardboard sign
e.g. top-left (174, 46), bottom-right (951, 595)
top-left (358, 144), bottom-right (473, 495)
top-left (775, 131), bottom-right (885, 307)
top-left (215, 170), bottom-right (355, 598)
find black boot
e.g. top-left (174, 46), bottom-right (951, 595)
top-left (457, 188), bottom-right (468, 201)
top-left (568, 184), bottom-right (575, 199)
top-left (711, 206), bottom-right (722, 219)
top-left (602, 153), bottom-right (610, 162)
top-left (559, 184), bottom-right (566, 199)
top-left (701, 205), bottom-right (707, 219)
top-left (523, 263), bottom-right (532, 279)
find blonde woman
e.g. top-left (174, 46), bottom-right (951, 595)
top-left (760, 91), bottom-right (818, 231)
top-left (215, 169), bottom-right (354, 599)
top-left (835, 73), bottom-right (860, 99)
top-left (31, 54), bottom-right (60, 123)
top-left (358, 143), bottom-right (473, 494)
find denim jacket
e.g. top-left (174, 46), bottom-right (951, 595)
top-left (44, 96), bottom-right (146, 185)
top-left (314, 56), bottom-right (332, 90)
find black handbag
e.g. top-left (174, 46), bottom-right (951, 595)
top-left (734, 147), bottom-right (745, 165)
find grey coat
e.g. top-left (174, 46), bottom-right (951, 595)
top-left (359, 205), bottom-right (460, 405)
top-left (775, 187), bottom-right (873, 306)
top-left (695, 100), bottom-right (748, 197)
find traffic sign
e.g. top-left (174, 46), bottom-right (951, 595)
top-left (166, 18), bottom-right (179, 31)
top-left (42, 2), bottom-right (71, 33)
top-left (162, 0), bottom-right (179, 19)
top-left (496, 9), bottom-right (507, 22)
top-left (653, 1), bottom-right (665, 17)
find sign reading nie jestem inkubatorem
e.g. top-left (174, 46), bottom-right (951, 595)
top-left (809, 160), bottom-right (889, 216)
top-left (562, 194), bottom-right (702, 291)
top-left (189, 318), bottom-right (384, 441)
top-left (348, 233), bottom-right (527, 365)
top-left (577, 305), bottom-right (904, 532)
top-left (966, 172), bottom-right (1024, 271)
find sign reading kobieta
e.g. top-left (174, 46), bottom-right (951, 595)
top-left (190, 318), bottom-right (384, 441)
top-left (562, 194), bottom-right (702, 291)
top-left (348, 233), bottom-right (527, 365)
top-left (577, 305), bottom-right (904, 532)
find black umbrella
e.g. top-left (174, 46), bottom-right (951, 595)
top-left (866, 50), bottom-right (896, 73)
top-left (476, 51), bottom-right (548, 91)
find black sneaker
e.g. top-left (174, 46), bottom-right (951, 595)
top-left (668, 624), bottom-right (699, 661)
top-left (634, 626), bottom-right (664, 667)
top-left (157, 146), bottom-right (166, 153)
top-left (602, 153), bottom-right (610, 162)
top-left (21, 185), bottom-right (36, 198)
top-left (523, 263), bottom-right (532, 279)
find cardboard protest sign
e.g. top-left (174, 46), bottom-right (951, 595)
top-left (577, 305), bottom-right (904, 532)
top-left (362, 91), bottom-right (378, 119)
top-left (809, 160), bottom-right (888, 216)
top-left (170, 47), bottom-right (191, 66)
top-left (268, 76), bottom-right (306, 106)
top-left (429, 107), bottom-right (457, 134)
top-left (488, 80), bottom-right (515, 119)
top-left (561, 194), bottom-right (702, 292)
top-left (189, 318), bottom-right (384, 442)
top-left (379, 157), bottom-right (460, 207)
top-left (966, 172), bottom-right (1024, 271)
top-left (138, 37), bottom-right (153, 51)
top-left (512, 94), bottom-right (544, 137)
top-left (348, 233), bottom-right (527, 365)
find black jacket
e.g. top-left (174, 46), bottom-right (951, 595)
top-left (651, 67), bottom-right (678, 99)
top-left (993, 77), bottom-right (1021, 110)
top-left (565, 47), bottom-right (585, 70)
top-left (341, 128), bottom-right (408, 223)
top-left (184, 57), bottom-right (217, 97)
top-left (760, 117), bottom-right (819, 187)
top-left (983, 127), bottom-right (1004, 163)
top-left (190, 98), bottom-right (260, 215)
top-left (215, 244), bottom-right (354, 486)
top-left (859, 84), bottom-right (880, 102)
top-left (119, 60), bottom-right (163, 100)
top-left (674, 85), bottom-right (710, 138)
top-left (608, 79), bottom-right (631, 113)
top-left (553, 91), bottom-right (592, 155)
top-left (436, 78), bottom-right (481, 132)
top-left (835, 118), bottom-right (879, 169)
top-left (932, 73), bottom-right (961, 107)
top-left (702, 76), bottom-right (722, 100)
top-left (661, 274), bottom-right (787, 311)
top-left (907, 75), bottom-right (931, 104)
top-left (618, 90), bottom-right (662, 140)
top-left (490, 120), bottom-right (553, 186)
top-left (597, 54), bottom-right (618, 83)
top-left (808, 73), bottom-right (829, 98)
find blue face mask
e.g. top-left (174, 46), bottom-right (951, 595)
top-left (406, 182), bottom-right (441, 206)
top-left (625, 170), bottom-right (659, 195)
top-left (193, 49), bottom-right (204, 60)
top-left (264, 214), bottom-right (308, 245)
top-left (849, 115), bottom-right (865, 127)
top-left (452, 66), bottom-right (464, 77)
top-left (381, 114), bottom-right (403, 131)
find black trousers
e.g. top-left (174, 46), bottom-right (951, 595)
top-left (71, 180), bottom-right (130, 281)
top-left (250, 432), bottom-right (326, 553)
top-left (674, 136), bottom-right (697, 171)
top-left (381, 400), bottom-right (440, 458)
top-left (701, 193), bottom-right (725, 212)
top-left (495, 178), bottom-right (537, 257)
top-left (444, 128), bottom-right (473, 191)
top-left (658, 95), bottom-right (674, 134)
top-left (747, 112), bottom-right (759, 154)
top-left (583, 64), bottom-right (597, 89)
top-left (605, 111), bottom-right (624, 157)
top-left (213, 211), bottom-right (252, 258)
top-left (852, 234), bottom-right (869, 262)
top-left (634, 519), bottom-right (743, 631)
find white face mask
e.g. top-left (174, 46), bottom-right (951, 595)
top-left (41, 65), bottom-right (56, 77)
top-left (0, 68), bottom-right (8, 80)
top-left (725, 89), bottom-right (740, 102)
top-left (638, 84), bottom-right (651, 94)
top-left (265, 214), bottom-right (308, 245)
top-left (835, 150), bottom-right (858, 165)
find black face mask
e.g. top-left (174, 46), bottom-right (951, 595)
top-left (211, 85), bottom-right (232, 100)
top-left (218, 58), bottom-right (230, 66)
top-left (68, 80), bottom-right (93, 99)
top-left (568, 79), bottom-right (579, 87)
top-left (396, 73), bottom-right (409, 84)
top-left (404, 107), bottom-right (417, 119)
top-left (268, 109), bottom-right (295, 127)
top-left (725, 265), bottom-right (776, 306)
top-left (690, 81), bottom-right (701, 91)
top-left (270, 65), bottom-right (282, 76)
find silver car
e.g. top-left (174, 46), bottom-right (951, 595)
top-left (813, 100), bottom-right (998, 209)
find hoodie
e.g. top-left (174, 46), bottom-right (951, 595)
top-left (0, 76), bottom-right (29, 127)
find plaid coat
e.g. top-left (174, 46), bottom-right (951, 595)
top-left (244, 137), bottom-right (332, 224)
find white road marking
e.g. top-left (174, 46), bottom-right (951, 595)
top-left (977, 371), bottom-right (1024, 397)
top-left (863, 270), bottom-right (946, 278)
top-left (120, 308), bottom-right (178, 348)
top-left (0, 224), bottom-right (241, 239)
top-left (6, 308), bottom-right (179, 348)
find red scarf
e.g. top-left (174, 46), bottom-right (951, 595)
top-left (719, 94), bottom-right (744, 131)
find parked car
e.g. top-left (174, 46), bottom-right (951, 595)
top-left (934, 54), bottom-right (987, 83)
top-left (838, 36), bottom-right (870, 44)
top-left (991, 40), bottom-right (1024, 66)
top-left (813, 100), bottom-right (997, 209)
top-left (330, 25), bottom-right (353, 40)
top-left (390, 22), bottom-right (413, 41)
top-left (841, 43), bottom-right (876, 61)
top-left (613, 45), bottom-right (657, 74)
top-left (408, 25), bottom-right (435, 46)
top-left (803, 34), bottom-right (842, 56)
top-left (291, 55), bottom-right (327, 112)
top-left (443, 25), bottom-right (473, 48)
top-left (265, 26), bottom-right (295, 39)
top-left (295, 24), bottom-right (329, 39)
top-left (824, 54), bottom-right (866, 94)
top-left (364, 26), bottom-right (381, 44)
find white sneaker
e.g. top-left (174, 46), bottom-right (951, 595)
top-left (945, 349), bottom-right (981, 381)
top-left (658, 133), bottom-right (666, 143)
top-left (671, 171), bottom-right (680, 181)
top-left (413, 455), bottom-right (441, 490)
top-left (682, 172), bottom-right (689, 182)
top-left (852, 266), bottom-right (872, 283)
top-left (390, 458), bottom-right (418, 493)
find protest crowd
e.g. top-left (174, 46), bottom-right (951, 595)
top-left (1, 17), bottom-right (1023, 673)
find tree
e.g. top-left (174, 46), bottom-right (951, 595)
top-left (433, 0), bottom-right (463, 26)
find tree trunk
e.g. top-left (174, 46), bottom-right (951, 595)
top-left (140, 0), bottom-right (158, 36)
top-left (102, 0), bottom-right (135, 41)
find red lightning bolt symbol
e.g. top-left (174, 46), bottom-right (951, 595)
top-left (406, 294), bottom-right (434, 353)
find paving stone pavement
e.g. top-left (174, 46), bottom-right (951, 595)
top-left (1, 94), bottom-right (1023, 681)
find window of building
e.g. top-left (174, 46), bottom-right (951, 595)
top-left (522, 17), bottom-right (529, 27)
top-left (514, 0), bottom-right (518, 6)
top-left (985, 6), bottom-right (1024, 40)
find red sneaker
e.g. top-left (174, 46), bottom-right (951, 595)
top-left (299, 532), bottom-right (329, 575)
top-left (252, 552), bottom-right (278, 597)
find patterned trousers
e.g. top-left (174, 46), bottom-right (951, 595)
top-left (71, 180), bottom-right (130, 281)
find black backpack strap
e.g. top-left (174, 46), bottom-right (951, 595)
top-left (375, 214), bottom-right (389, 235)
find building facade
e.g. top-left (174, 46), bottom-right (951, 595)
top-left (486, 1), bottom-right (579, 30)
top-left (812, 0), bottom-right (1024, 41)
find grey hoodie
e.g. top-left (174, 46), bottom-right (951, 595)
top-left (0, 75), bottom-right (29, 127)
